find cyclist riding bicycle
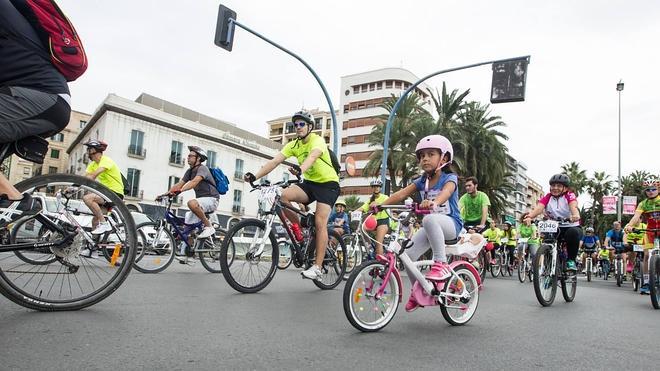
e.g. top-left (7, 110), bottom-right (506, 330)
top-left (517, 212), bottom-right (540, 262)
top-left (624, 179), bottom-right (659, 294)
top-left (483, 223), bottom-right (503, 265)
top-left (524, 173), bottom-right (581, 271)
top-left (604, 221), bottom-right (626, 273)
top-left (624, 220), bottom-right (647, 279)
top-left (459, 176), bottom-right (491, 231)
top-left (328, 199), bottom-right (350, 237)
top-left (243, 110), bottom-right (340, 281)
top-left (162, 146), bottom-right (219, 241)
top-left (362, 178), bottom-right (389, 256)
top-left (0, 0), bottom-right (71, 225)
top-left (501, 221), bottom-right (517, 266)
top-left (80, 140), bottom-right (124, 235)
top-left (598, 245), bottom-right (611, 279)
top-left (579, 227), bottom-right (600, 273)
top-left (376, 134), bottom-right (463, 312)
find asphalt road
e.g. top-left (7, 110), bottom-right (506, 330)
top-left (1, 263), bottom-right (659, 370)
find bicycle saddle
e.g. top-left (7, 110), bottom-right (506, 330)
top-left (0, 136), bottom-right (49, 164)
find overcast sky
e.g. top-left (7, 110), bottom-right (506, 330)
top-left (59, 0), bottom-right (658, 193)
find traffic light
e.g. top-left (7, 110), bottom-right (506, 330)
top-left (214, 4), bottom-right (237, 51)
top-left (490, 57), bottom-right (529, 103)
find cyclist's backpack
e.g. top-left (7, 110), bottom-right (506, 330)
top-left (10, 0), bottom-right (88, 81)
top-left (321, 148), bottom-right (341, 176)
top-left (209, 168), bottom-right (230, 195)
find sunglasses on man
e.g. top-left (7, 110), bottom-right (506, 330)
top-left (645, 187), bottom-right (658, 192)
top-left (293, 121), bottom-right (308, 128)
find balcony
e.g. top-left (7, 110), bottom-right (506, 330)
top-left (126, 189), bottom-right (144, 200)
top-left (169, 154), bottom-right (184, 167)
top-left (127, 145), bottom-right (146, 159)
top-left (232, 205), bottom-right (245, 215)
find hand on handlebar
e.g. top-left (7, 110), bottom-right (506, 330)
top-left (288, 165), bottom-right (302, 177)
top-left (369, 202), bottom-right (380, 213)
top-left (569, 214), bottom-right (580, 222)
top-left (419, 199), bottom-right (434, 210)
top-left (624, 225), bottom-right (633, 233)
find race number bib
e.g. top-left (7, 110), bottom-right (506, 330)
top-left (518, 238), bottom-right (529, 243)
top-left (351, 211), bottom-right (362, 221)
top-left (500, 238), bottom-right (509, 244)
top-left (633, 244), bottom-right (644, 252)
top-left (538, 220), bottom-right (559, 233)
top-left (433, 202), bottom-right (450, 215)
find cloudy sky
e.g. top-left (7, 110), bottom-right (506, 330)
top-left (59, 0), bottom-right (658, 193)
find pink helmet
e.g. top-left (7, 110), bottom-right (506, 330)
top-left (415, 135), bottom-right (453, 163)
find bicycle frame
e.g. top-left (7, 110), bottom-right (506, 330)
top-left (154, 197), bottom-right (204, 251)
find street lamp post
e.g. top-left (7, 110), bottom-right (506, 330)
top-left (617, 79), bottom-right (624, 222)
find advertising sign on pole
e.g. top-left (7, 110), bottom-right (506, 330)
top-left (602, 196), bottom-right (617, 215)
top-left (623, 196), bottom-right (637, 215)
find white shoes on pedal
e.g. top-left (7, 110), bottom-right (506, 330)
top-left (301, 265), bottom-right (323, 280)
top-left (91, 222), bottom-right (112, 235)
top-left (198, 226), bottom-right (215, 239)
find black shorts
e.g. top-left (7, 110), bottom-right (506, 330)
top-left (0, 86), bottom-right (70, 143)
top-left (376, 218), bottom-right (390, 227)
top-left (295, 180), bottom-right (340, 206)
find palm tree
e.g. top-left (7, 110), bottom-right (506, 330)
top-left (561, 162), bottom-right (588, 196)
top-left (343, 195), bottom-right (362, 212)
top-left (586, 171), bottom-right (614, 228)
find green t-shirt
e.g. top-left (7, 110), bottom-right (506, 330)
top-left (361, 193), bottom-right (389, 221)
top-left (459, 191), bottom-right (491, 223)
top-left (86, 155), bottom-right (123, 195)
top-left (280, 133), bottom-right (339, 184)
top-left (518, 224), bottom-right (539, 244)
top-left (483, 228), bottom-right (502, 242)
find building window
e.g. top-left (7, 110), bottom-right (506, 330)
top-left (314, 118), bottom-right (322, 130)
top-left (360, 84), bottom-right (368, 93)
top-left (129, 130), bottom-right (145, 157)
top-left (50, 149), bottom-right (60, 159)
top-left (234, 158), bottom-right (244, 179)
top-left (23, 167), bottom-right (30, 175)
top-left (50, 133), bottom-right (64, 142)
top-left (79, 120), bottom-right (87, 129)
top-left (285, 122), bottom-right (295, 134)
top-left (343, 105), bottom-right (349, 114)
top-left (207, 150), bottom-right (217, 168)
top-left (385, 80), bottom-right (393, 89)
top-left (48, 166), bottom-right (57, 174)
top-left (126, 168), bottom-right (140, 197)
top-left (369, 83), bottom-right (375, 91)
top-left (232, 190), bottom-right (242, 213)
top-left (376, 82), bottom-right (383, 90)
top-left (169, 140), bottom-right (183, 165)
top-left (394, 81), bottom-right (401, 89)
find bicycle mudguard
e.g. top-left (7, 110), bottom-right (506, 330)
top-left (448, 260), bottom-right (483, 289)
top-left (376, 253), bottom-right (403, 303)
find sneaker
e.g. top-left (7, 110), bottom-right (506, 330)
top-left (425, 261), bottom-right (451, 281)
top-left (91, 222), bottom-right (112, 235)
top-left (640, 284), bottom-right (650, 295)
top-left (0, 193), bottom-right (42, 226)
top-left (197, 226), bottom-right (215, 239)
top-left (79, 248), bottom-right (93, 258)
top-left (301, 264), bottom-right (323, 280)
top-left (566, 260), bottom-right (577, 272)
top-left (405, 294), bottom-right (420, 312)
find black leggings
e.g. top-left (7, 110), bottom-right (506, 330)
top-left (558, 226), bottom-right (582, 261)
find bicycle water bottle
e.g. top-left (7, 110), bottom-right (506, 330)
top-left (289, 220), bottom-right (304, 242)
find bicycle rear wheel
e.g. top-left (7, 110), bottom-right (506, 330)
top-left (220, 219), bottom-right (277, 293)
top-left (440, 266), bottom-right (479, 326)
top-left (0, 174), bottom-right (137, 311)
top-left (197, 234), bottom-right (226, 273)
top-left (133, 222), bottom-right (174, 273)
top-left (343, 260), bottom-right (400, 332)
top-left (533, 244), bottom-right (557, 307)
top-left (310, 229), bottom-right (347, 290)
top-left (650, 254), bottom-right (660, 310)
top-left (490, 253), bottom-right (502, 278)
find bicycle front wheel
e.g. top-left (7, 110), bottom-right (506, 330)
top-left (649, 254), bottom-right (660, 310)
top-left (518, 259), bottom-right (527, 283)
top-left (586, 260), bottom-right (592, 282)
top-left (133, 222), bottom-right (175, 274)
top-left (10, 217), bottom-right (58, 265)
top-left (560, 267), bottom-right (577, 302)
top-left (533, 244), bottom-right (557, 307)
top-left (343, 260), bottom-right (400, 332)
top-left (220, 219), bottom-right (277, 293)
top-left (0, 174), bottom-right (137, 311)
top-left (309, 229), bottom-right (347, 290)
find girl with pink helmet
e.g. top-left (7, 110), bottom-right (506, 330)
top-left (374, 134), bottom-right (463, 311)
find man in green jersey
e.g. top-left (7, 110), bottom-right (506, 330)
top-left (459, 177), bottom-right (491, 231)
top-left (245, 111), bottom-right (340, 281)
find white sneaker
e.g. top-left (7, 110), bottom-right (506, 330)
top-left (301, 265), bottom-right (323, 280)
top-left (197, 226), bottom-right (215, 239)
top-left (79, 248), bottom-right (93, 258)
top-left (91, 222), bottom-right (112, 235)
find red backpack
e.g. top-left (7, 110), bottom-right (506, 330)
top-left (10, 0), bottom-right (87, 81)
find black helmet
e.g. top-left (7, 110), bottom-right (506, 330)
top-left (83, 139), bottom-right (108, 152)
top-left (549, 173), bottom-right (570, 187)
top-left (187, 145), bottom-right (207, 162)
top-left (291, 111), bottom-right (315, 126)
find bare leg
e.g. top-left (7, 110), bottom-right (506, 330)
top-left (374, 224), bottom-right (388, 255)
top-left (314, 203), bottom-right (332, 267)
top-left (187, 199), bottom-right (210, 227)
top-left (0, 175), bottom-right (22, 199)
top-left (83, 193), bottom-right (105, 228)
top-left (280, 185), bottom-right (309, 226)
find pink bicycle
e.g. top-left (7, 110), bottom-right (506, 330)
top-left (343, 204), bottom-right (483, 332)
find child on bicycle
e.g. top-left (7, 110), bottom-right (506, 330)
top-left (360, 179), bottom-right (390, 256)
top-left (375, 135), bottom-right (462, 312)
top-left (524, 174), bottom-right (581, 271)
top-left (598, 245), bottom-right (611, 279)
top-left (328, 199), bottom-right (350, 237)
top-left (501, 221), bottom-right (517, 267)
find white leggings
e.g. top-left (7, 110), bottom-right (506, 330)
top-left (406, 213), bottom-right (458, 266)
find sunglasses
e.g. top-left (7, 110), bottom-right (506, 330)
top-left (645, 187), bottom-right (658, 192)
top-left (293, 121), bottom-right (307, 128)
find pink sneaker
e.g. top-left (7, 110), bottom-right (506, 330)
top-left (405, 294), bottom-right (420, 312)
top-left (425, 261), bottom-right (451, 281)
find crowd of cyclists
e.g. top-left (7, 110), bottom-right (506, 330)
top-left (1, 0), bottom-right (658, 315)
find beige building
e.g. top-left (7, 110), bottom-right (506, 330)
top-left (3, 110), bottom-right (89, 184)
top-left (267, 108), bottom-right (335, 146)
top-left (526, 178), bottom-right (544, 210)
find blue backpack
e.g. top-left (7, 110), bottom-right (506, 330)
top-left (209, 168), bottom-right (230, 195)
